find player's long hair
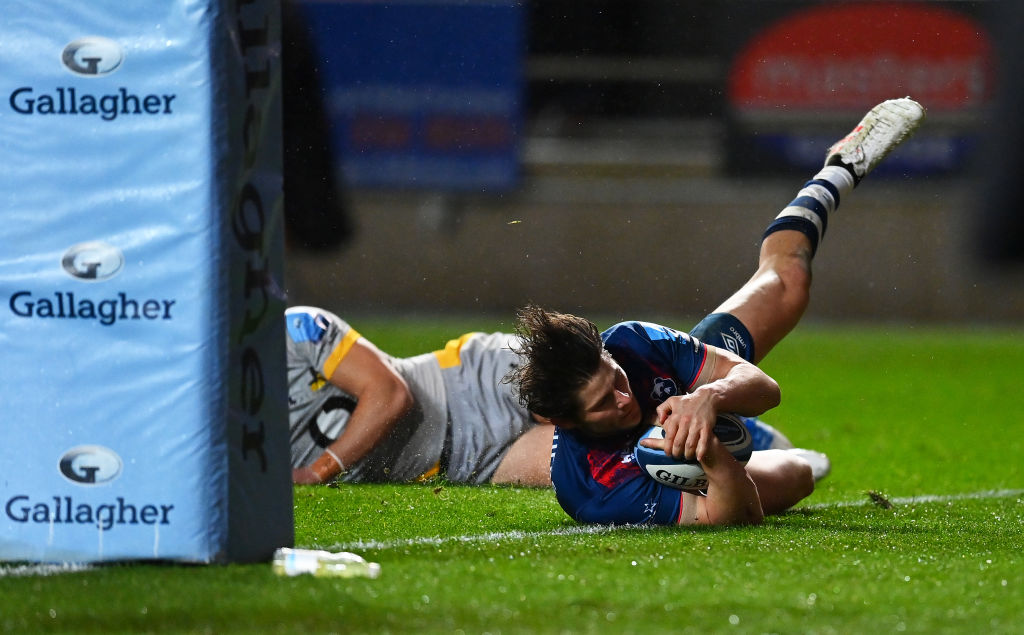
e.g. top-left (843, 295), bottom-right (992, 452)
top-left (505, 304), bottom-right (603, 420)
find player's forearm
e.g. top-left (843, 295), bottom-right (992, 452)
top-left (695, 362), bottom-right (780, 418)
top-left (699, 443), bottom-right (765, 526)
top-left (307, 383), bottom-right (414, 482)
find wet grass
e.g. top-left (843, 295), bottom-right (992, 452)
top-left (2, 322), bottom-right (1022, 633)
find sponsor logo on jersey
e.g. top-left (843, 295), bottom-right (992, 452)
top-left (717, 326), bottom-right (749, 358)
top-left (643, 500), bottom-right (660, 517)
top-left (650, 377), bottom-right (678, 402)
top-left (307, 368), bottom-right (328, 392)
top-left (729, 326), bottom-right (748, 349)
top-left (58, 445), bottom-right (122, 485)
top-left (286, 312), bottom-right (330, 344)
top-left (719, 331), bottom-right (741, 355)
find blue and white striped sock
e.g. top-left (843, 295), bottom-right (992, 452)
top-left (761, 165), bottom-right (855, 256)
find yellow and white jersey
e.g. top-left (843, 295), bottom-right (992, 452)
top-left (285, 307), bottom-right (446, 482)
top-left (433, 330), bottom-right (534, 483)
top-left (284, 307), bottom-right (534, 483)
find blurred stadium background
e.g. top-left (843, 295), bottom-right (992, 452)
top-left (282, 0), bottom-right (1023, 324)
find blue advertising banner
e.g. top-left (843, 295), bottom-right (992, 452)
top-left (0, 0), bottom-right (292, 563)
top-left (298, 0), bottom-right (524, 191)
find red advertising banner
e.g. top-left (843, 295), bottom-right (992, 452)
top-left (726, 2), bottom-right (994, 175)
top-left (729, 2), bottom-right (993, 111)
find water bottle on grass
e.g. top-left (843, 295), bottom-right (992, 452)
top-left (272, 548), bottom-right (381, 579)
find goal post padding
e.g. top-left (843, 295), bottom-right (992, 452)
top-left (0, 0), bottom-right (292, 563)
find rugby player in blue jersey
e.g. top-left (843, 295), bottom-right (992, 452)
top-left (284, 306), bottom-right (789, 488)
top-left (508, 98), bottom-right (926, 526)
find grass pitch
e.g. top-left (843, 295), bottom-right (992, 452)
top-left (2, 319), bottom-right (1023, 633)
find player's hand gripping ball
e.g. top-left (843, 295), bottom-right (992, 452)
top-left (634, 413), bottom-right (753, 491)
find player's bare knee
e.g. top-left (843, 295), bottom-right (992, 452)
top-left (771, 258), bottom-right (812, 315)
top-left (779, 256), bottom-right (812, 294)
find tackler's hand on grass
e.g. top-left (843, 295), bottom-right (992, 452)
top-left (292, 466), bottom-right (323, 485)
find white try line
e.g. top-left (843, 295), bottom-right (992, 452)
top-left (0, 562), bottom-right (95, 578)
top-left (803, 487), bottom-right (1024, 509)
top-left (328, 523), bottom-right (641, 553)
top-left (329, 487), bottom-right (1024, 553)
top-left (3, 488), bottom-right (1021, 576)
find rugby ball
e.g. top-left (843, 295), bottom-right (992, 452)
top-left (634, 413), bottom-right (753, 491)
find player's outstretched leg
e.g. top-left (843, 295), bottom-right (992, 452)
top-left (712, 97), bottom-right (926, 364)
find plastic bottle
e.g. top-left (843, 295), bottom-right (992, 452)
top-left (271, 547), bottom-right (381, 579)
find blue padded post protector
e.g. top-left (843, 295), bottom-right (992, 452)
top-left (0, 0), bottom-right (292, 563)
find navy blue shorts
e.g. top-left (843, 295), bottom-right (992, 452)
top-left (689, 313), bottom-right (755, 363)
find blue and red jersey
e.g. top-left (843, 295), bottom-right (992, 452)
top-left (549, 320), bottom-right (710, 525)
